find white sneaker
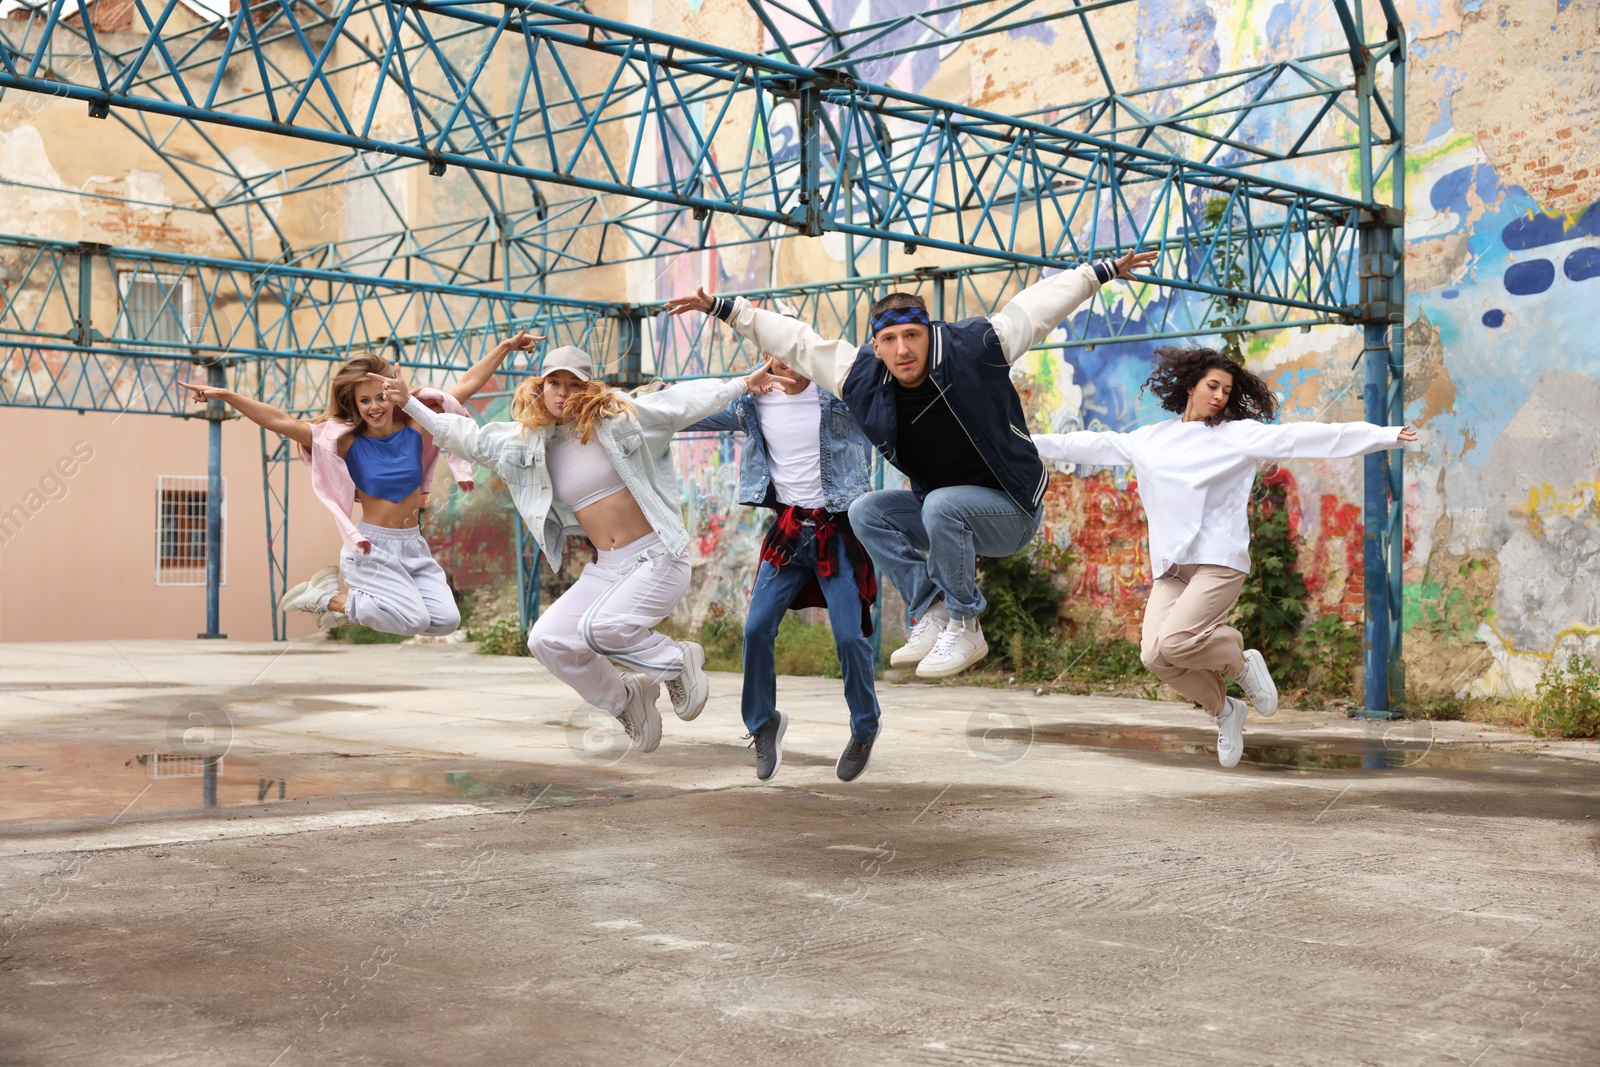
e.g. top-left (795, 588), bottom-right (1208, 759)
top-left (1232, 648), bottom-right (1278, 718)
top-left (915, 617), bottom-right (989, 679)
top-left (664, 640), bottom-right (710, 721)
top-left (1215, 696), bottom-right (1248, 769)
top-left (890, 602), bottom-right (949, 667)
top-left (617, 673), bottom-right (662, 753)
top-left (280, 566), bottom-right (339, 615)
top-left (317, 610), bottom-right (350, 630)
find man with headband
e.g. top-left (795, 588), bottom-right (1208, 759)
top-left (666, 248), bottom-right (1157, 679)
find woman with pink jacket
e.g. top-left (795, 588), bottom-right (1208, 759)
top-left (177, 332), bottom-right (539, 634)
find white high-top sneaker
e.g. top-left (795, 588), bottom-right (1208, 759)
top-left (280, 566), bottom-right (340, 615)
top-left (1231, 649), bottom-right (1279, 717)
top-left (1215, 696), bottom-right (1248, 768)
top-left (663, 640), bottom-right (709, 721)
top-left (617, 674), bottom-right (663, 753)
top-left (914, 617), bottom-right (990, 679)
top-left (890, 602), bottom-right (949, 667)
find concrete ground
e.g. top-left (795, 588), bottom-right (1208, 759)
top-left (1, 639), bottom-right (1597, 1067)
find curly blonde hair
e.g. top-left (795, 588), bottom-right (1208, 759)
top-left (512, 375), bottom-right (636, 443)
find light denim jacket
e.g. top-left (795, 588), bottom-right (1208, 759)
top-left (404, 377), bottom-right (748, 570)
top-left (689, 387), bottom-right (873, 513)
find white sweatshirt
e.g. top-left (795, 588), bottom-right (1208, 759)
top-left (1033, 419), bottom-right (1405, 578)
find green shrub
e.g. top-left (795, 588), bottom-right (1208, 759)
top-left (695, 611), bottom-right (745, 672)
top-left (1299, 612), bottom-right (1362, 699)
top-left (974, 546), bottom-right (1069, 672)
top-left (1233, 470), bottom-right (1309, 684)
top-left (325, 623), bottom-right (406, 645)
top-left (1409, 694), bottom-right (1467, 721)
top-left (1530, 653), bottom-right (1600, 739)
top-left (469, 614), bottom-right (531, 657)
top-left (774, 616), bottom-right (843, 678)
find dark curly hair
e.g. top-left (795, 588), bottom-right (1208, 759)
top-left (1141, 345), bottom-right (1277, 426)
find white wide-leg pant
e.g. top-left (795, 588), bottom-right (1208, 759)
top-left (337, 522), bottom-right (461, 637)
top-left (526, 533), bottom-right (690, 714)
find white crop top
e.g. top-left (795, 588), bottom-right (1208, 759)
top-left (547, 427), bottom-right (627, 511)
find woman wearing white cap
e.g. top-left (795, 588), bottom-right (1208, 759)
top-left (372, 347), bottom-right (786, 753)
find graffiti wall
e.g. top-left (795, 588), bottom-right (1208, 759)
top-left (641, 1), bottom-right (1599, 697)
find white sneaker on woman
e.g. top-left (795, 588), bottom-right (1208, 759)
top-left (915, 617), bottom-right (989, 679)
top-left (891, 602), bottom-right (949, 667)
top-left (664, 640), bottom-right (709, 721)
top-left (280, 566), bottom-right (339, 615)
top-left (617, 673), bottom-right (663, 753)
top-left (1232, 649), bottom-right (1279, 717)
top-left (1215, 696), bottom-right (1249, 769)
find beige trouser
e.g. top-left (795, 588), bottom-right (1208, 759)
top-left (1140, 564), bottom-right (1249, 715)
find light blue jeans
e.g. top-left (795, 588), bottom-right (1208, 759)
top-left (847, 487), bottom-right (1042, 621)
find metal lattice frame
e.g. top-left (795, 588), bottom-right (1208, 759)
top-left (0, 0), bottom-right (1405, 711)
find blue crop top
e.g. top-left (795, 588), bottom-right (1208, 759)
top-left (346, 426), bottom-right (424, 502)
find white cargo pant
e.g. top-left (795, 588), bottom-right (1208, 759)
top-left (334, 523), bottom-right (461, 637)
top-left (526, 533), bottom-right (690, 714)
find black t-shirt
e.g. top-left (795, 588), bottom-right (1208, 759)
top-left (893, 379), bottom-right (1004, 492)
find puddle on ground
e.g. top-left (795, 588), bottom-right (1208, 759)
top-left (0, 742), bottom-right (614, 828)
top-left (978, 722), bottom-right (1590, 776)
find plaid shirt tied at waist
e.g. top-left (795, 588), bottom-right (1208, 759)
top-left (757, 505), bottom-right (878, 638)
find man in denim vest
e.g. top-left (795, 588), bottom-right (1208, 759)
top-left (668, 249), bottom-right (1156, 682)
top-left (690, 352), bottom-right (882, 782)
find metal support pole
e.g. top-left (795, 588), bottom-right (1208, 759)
top-left (1360, 323), bottom-right (1392, 715)
top-left (200, 359), bottom-right (227, 639)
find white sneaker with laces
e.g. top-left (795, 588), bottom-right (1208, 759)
top-left (664, 640), bottom-right (710, 721)
top-left (317, 610), bottom-right (350, 631)
top-left (915, 617), bottom-right (989, 679)
top-left (1231, 648), bottom-right (1278, 718)
top-left (890, 602), bottom-right (949, 667)
top-left (617, 673), bottom-right (663, 753)
top-left (280, 566), bottom-right (340, 615)
top-left (1215, 696), bottom-right (1248, 769)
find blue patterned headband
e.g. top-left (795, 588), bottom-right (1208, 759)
top-left (870, 306), bottom-right (931, 336)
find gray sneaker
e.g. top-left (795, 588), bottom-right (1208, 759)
top-left (836, 728), bottom-right (880, 782)
top-left (747, 710), bottom-right (787, 782)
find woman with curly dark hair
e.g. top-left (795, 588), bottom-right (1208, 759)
top-left (1033, 345), bottom-right (1417, 769)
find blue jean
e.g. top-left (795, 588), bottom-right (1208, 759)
top-left (847, 487), bottom-right (1042, 620)
top-left (741, 524), bottom-right (881, 742)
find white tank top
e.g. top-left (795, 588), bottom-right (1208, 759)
top-left (547, 426), bottom-right (627, 511)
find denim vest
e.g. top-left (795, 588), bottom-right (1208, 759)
top-left (689, 388), bottom-right (874, 513)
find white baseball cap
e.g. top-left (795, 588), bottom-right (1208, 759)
top-left (540, 345), bottom-right (596, 381)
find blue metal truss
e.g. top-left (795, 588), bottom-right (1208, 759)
top-left (0, 0), bottom-right (1405, 710)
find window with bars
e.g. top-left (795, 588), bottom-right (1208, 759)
top-left (119, 269), bottom-right (195, 347)
top-left (156, 476), bottom-right (226, 586)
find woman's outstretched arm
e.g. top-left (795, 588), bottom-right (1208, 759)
top-left (1240, 421), bottom-right (1416, 462)
top-left (177, 381), bottom-right (312, 450)
top-left (1032, 430), bottom-right (1136, 467)
top-left (447, 329), bottom-right (544, 403)
top-left (632, 362), bottom-right (792, 434)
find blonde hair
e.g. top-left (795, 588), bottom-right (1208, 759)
top-left (312, 352), bottom-right (396, 428)
top-left (512, 375), bottom-right (636, 443)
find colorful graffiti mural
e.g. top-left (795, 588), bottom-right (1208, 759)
top-left (420, 1), bottom-right (1598, 698)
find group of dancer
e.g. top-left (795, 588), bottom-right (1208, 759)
top-left (179, 249), bottom-right (1415, 780)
